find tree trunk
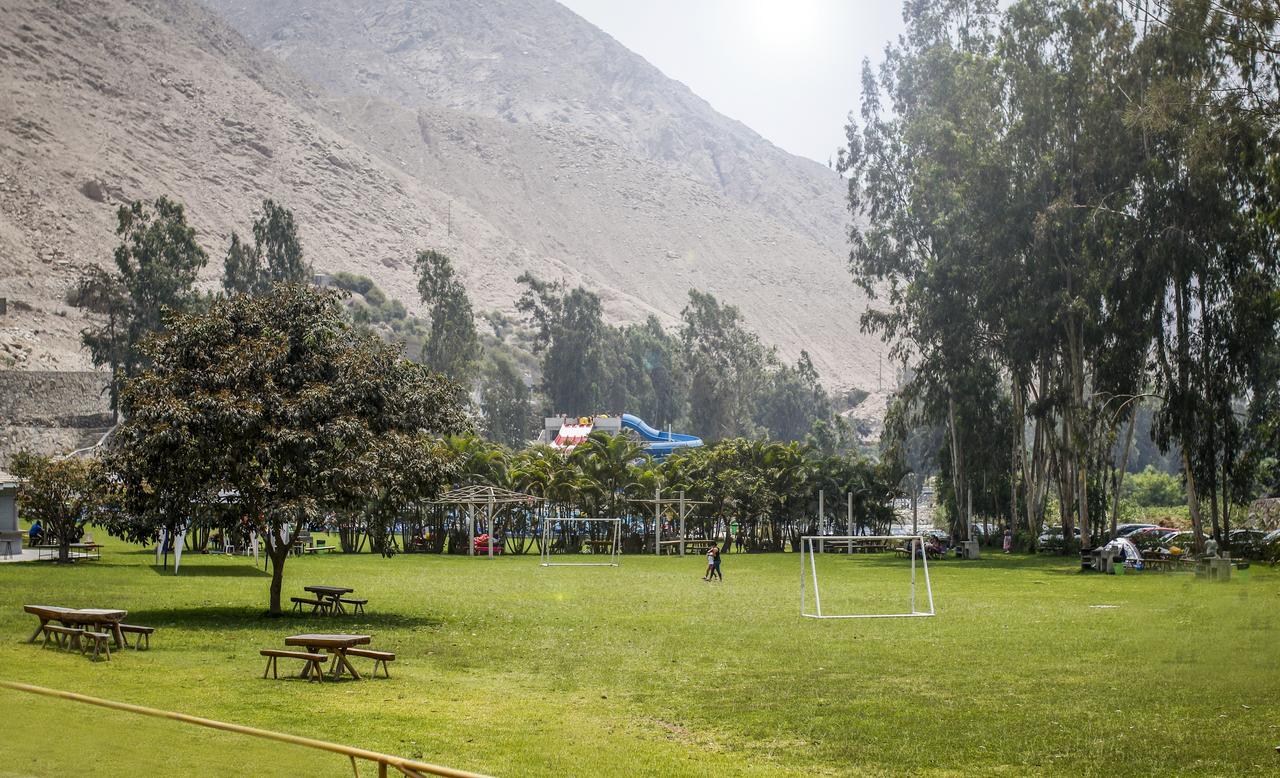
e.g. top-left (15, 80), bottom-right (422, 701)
top-left (1112, 403), bottom-right (1138, 538)
top-left (267, 545), bottom-right (289, 615)
top-left (947, 394), bottom-right (967, 541)
top-left (1182, 449), bottom-right (1206, 554)
top-left (1221, 461), bottom-right (1231, 552)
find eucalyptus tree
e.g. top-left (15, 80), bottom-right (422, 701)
top-left (680, 290), bottom-right (769, 440)
top-left (222, 199), bottom-right (310, 296)
top-left (73, 197), bottom-right (208, 413)
top-left (517, 273), bottom-right (609, 414)
top-left (416, 249), bottom-right (481, 385)
top-left (108, 284), bottom-right (468, 613)
top-left (839, 0), bottom-right (1007, 540)
top-left (1127, 0), bottom-right (1280, 549)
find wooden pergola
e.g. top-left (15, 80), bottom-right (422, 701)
top-left (629, 485), bottom-right (709, 556)
top-left (431, 485), bottom-right (542, 558)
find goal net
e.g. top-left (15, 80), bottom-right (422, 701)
top-left (540, 517), bottom-right (622, 567)
top-left (799, 536), bottom-right (935, 619)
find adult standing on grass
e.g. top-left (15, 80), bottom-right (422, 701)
top-left (711, 545), bottom-right (723, 581)
top-left (1003, 528), bottom-right (1012, 554)
top-left (702, 545), bottom-right (715, 580)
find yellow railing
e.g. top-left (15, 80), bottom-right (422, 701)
top-left (0, 680), bottom-right (491, 778)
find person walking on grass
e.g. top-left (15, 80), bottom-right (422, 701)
top-left (703, 545), bottom-right (716, 580)
top-left (1003, 528), bottom-right (1013, 554)
top-left (711, 545), bottom-right (723, 581)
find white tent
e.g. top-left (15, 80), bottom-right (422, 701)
top-left (1101, 537), bottom-right (1141, 568)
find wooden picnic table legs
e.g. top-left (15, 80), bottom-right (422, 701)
top-left (28, 617), bottom-right (50, 644)
top-left (300, 646), bottom-right (361, 680)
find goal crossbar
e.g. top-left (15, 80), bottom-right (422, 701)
top-left (540, 517), bottom-right (621, 567)
top-left (799, 535), bottom-right (935, 619)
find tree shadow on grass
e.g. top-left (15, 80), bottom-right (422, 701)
top-left (146, 564), bottom-right (270, 578)
top-left (132, 605), bottom-right (445, 631)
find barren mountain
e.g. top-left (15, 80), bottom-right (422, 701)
top-left (0, 0), bottom-right (883, 459)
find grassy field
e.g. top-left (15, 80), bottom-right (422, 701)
top-left (0, 543), bottom-right (1276, 777)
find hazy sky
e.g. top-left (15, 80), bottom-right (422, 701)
top-left (557, 0), bottom-right (906, 165)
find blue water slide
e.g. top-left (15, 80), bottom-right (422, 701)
top-left (620, 413), bottom-right (703, 458)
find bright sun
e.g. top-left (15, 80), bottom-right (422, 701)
top-left (747, 0), bottom-right (822, 59)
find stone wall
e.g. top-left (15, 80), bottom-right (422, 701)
top-left (0, 370), bottom-right (112, 465)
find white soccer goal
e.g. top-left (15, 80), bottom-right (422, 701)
top-left (799, 536), bottom-right (935, 619)
top-left (540, 517), bottom-right (622, 567)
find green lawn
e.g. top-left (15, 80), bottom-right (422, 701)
top-left (0, 544), bottom-right (1276, 776)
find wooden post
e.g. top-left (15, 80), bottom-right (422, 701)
top-left (847, 491), bottom-right (853, 538)
top-left (679, 491), bottom-right (687, 556)
top-left (487, 494), bottom-right (494, 558)
top-left (654, 483), bottom-right (661, 556)
top-left (818, 490), bottom-right (825, 553)
top-left (467, 503), bottom-right (474, 556)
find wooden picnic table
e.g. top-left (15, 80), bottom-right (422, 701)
top-left (24, 605), bottom-right (128, 648)
top-left (304, 585), bottom-right (354, 614)
top-left (285, 633), bottom-right (371, 680)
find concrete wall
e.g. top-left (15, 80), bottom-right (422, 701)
top-left (0, 370), bottom-right (112, 466)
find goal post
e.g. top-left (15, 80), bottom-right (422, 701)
top-left (540, 517), bottom-right (622, 567)
top-left (799, 535), bottom-right (935, 619)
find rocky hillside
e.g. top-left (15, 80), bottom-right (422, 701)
top-left (0, 0), bottom-right (883, 458)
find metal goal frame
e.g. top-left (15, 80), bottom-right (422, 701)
top-left (799, 535), bottom-right (935, 619)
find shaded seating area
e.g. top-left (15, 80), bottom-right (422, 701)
top-left (290, 585), bottom-right (368, 616)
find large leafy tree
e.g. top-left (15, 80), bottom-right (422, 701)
top-left (10, 453), bottom-right (99, 564)
top-left (107, 284), bottom-right (469, 613)
top-left (72, 197), bottom-right (208, 413)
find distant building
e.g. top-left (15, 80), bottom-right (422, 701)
top-left (0, 470), bottom-right (20, 555)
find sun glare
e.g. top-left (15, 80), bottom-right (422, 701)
top-left (747, 0), bottom-right (822, 59)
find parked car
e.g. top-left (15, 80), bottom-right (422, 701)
top-left (1115, 523), bottom-right (1159, 538)
top-left (1126, 527), bottom-right (1180, 553)
top-left (1037, 526), bottom-right (1081, 552)
top-left (1227, 528), bottom-right (1270, 559)
top-left (1264, 529), bottom-right (1280, 562)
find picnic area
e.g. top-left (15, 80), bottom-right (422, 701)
top-left (0, 540), bottom-right (1275, 776)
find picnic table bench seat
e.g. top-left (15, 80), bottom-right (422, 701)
top-left (290, 596), bottom-right (330, 615)
top-left (260, 649), bottom-right (329, 681)
top-left (41, 624), bottom-right (84, 651)
top-left (344, 647), bottom-right (394, 678)
top-left (337, 597), bottom-right (367, 615)
top-left (119, 624), bottom-right (156, 649)
top-left (81, 630), bottom-right (112, 661)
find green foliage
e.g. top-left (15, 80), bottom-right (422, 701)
top-left (10, 452), bottom-right (98, 563)
top-left (841, 0), bottom-right (1280, 548)
top-left (416, 249), bottom-right (481, 384)
top-left (1123, 465), bottom-right (1185, 508)
top-left (71, 197), bottom-right (208, 412)
top-left (479, 354), bottom-right (533, 448)
top-left (221, 199), bottom-right (310, 295)
top-left (105, 284), bottom-right (470, 611)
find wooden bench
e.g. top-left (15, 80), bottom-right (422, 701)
top-left (81, 630), bottom-right (112, 661)
top-left (303, 545), bottom-right (335, 554)
top-left (260, 649), bottom-right (329, 681)
top-left (290, 596), bottom-right (330, 615)
top-left (337, 598), bottom-right (367, 616)
top-left (42, 624), bottom-right (84, 651)
top-left (344, 648), bottom-right (395, 678)
top-left (119, 624), bottom-right (156, 650)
